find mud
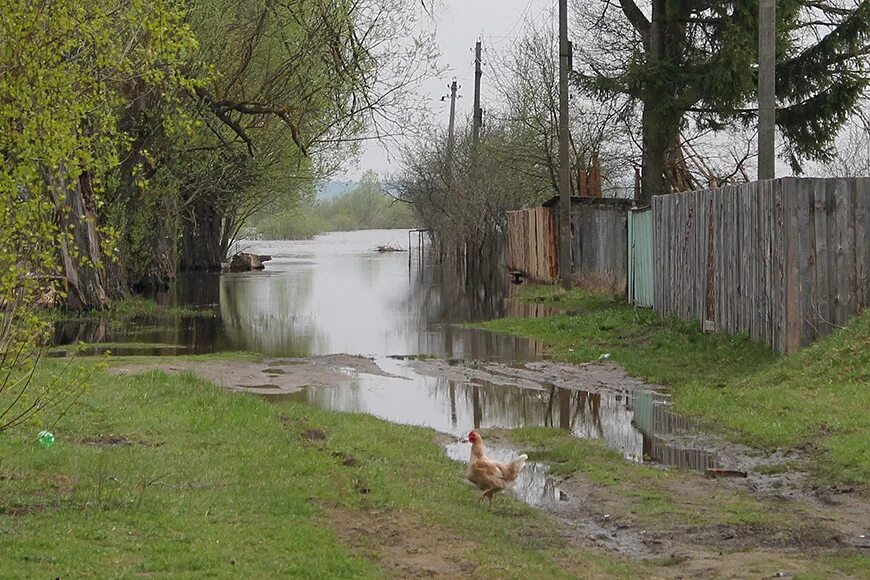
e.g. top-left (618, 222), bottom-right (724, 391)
top-left (109, 354), bottom-right (398, 395)
top-left (323, 507), bottom-right (479, 578)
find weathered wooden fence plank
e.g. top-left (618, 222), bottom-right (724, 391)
top-left (650, 177), bottom-right (869, 353)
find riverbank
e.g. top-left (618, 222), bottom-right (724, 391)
top-left (479, 287), bottom-right (870, 485)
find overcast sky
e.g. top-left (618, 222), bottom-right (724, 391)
top-left (340, 0), bottom-right (550, 179)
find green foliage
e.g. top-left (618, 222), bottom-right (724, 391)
top-left (255, 171), bottom-right (416, 239)
top-left (578, 0), bottom-right (870, 174)
top-left (1, 0), bottom-right (199, 426)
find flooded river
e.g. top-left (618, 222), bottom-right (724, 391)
top-left (57, 229), bottom-right (719, 507)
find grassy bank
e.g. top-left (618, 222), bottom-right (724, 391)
top-left (480, 287), bottom-right (869, 484)
top-left (43, 297), bottom-right (215, 322)
top-left (0, 360), bottom-right (641, 578)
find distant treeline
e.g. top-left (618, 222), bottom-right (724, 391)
top-left (253, 171), bottom-right (416, 239)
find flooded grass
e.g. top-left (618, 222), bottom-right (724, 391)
top-left (0, 361), bottom-right (644, 578)
top-left (479, 287), bottom-right (870, 485)
top-left (45, 297), bottom-right (216, 321)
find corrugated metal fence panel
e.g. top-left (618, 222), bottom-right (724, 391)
top-left (628, 208), bottom-right (654, 307)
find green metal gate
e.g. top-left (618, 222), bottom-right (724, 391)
top-left (628, 207), bottom-right (654, 307)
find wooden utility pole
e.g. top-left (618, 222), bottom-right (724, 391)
top-left (445, 79), bottom-right (459, 184)
top-left (758, 0), bottom-right (776, 180)
top-left (472, 41), bottom-right (483, 152)
top-left (558, 0), bottom-right (572, 286)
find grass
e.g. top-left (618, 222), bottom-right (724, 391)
top-left (0, 361), bottom-right (644, 578)
top-left (495, 427), bottom-right (777, 529)
top-left (482, 286), bottom-right (870, 484)
top-left (42, 297), bottom-right (215, 322)
top-left (489, 286), bottom-right (776, 387)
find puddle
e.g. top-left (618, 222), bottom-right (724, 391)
top-left (444, 441), bottom-right (563, 508)
top-left (286, 357), bottom-right (721, 477)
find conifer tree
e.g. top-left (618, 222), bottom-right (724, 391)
top-left (577, 1), bottom-right (870, 201)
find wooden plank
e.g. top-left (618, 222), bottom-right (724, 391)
top-left (797, 180), bottom-right (817, 346)
top-left (748, 180), bottom-right (758, 341)
top-left (814, 181), bottom-right (832, 336)
top-left (758, 181), bottom-right (771, 345)
top-left (728, 185), bottom-right (737, 333)
top-left (845, 179), bottom-right (858, 319)
top-left (668, 196), bottom-right (672, 315)
top-left (774, 179), bottom-right (786, 352)
top-left (716, 187), bottom-right (724, 328)
top-left (783, 179), bottom-right (799, 352)
top-left (832, 178), bottom-right (855, 323)
top-left (738, 187), bottom-right (754, 332)
top-left (769, 180), bottom-right (778, 349)
top-left (855, 177), bottom-right (870, 309)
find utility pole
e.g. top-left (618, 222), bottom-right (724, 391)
top-left (445, 79), bottom-right (459, 184)
top-left (758, 0), bottom-right (776, 180)
top-left (472, 41), bottom-right (483, 152)
top-left (558, 0), bottom-right (572, 286)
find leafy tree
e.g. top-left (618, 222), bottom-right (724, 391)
top-left (1, 0), bottom-right (198, 433)
top-left (255, 171), bottom-right (416, 239)
top-left (161, 0), bottom-right (437, 270)
top-left (576, 0), bottom-right (870, 201)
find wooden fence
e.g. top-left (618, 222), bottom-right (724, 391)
top-left (506, 206), bottom-right (558, 282)
top-left (568, 198), bottom-right (631, 294)
top-left (653, 177), bottom-right (870, 353)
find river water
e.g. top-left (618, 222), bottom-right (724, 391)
top-left (54, 229), bottom-right (717, 506)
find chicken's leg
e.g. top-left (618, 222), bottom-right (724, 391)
top-left (484, 489), bottom-right (496, 511)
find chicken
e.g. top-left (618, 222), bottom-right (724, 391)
top-left (465, 430), bottom-right (527, 510)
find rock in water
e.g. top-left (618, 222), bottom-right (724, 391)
top-left (227, 253), bottom-right (270, 272)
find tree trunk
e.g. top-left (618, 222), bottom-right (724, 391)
top-left (640, 0), bottom-right (684, 202)
top-left (180, 196), bottom-right (224, 272)
top-left (46, 170), bottom-right (110, 311)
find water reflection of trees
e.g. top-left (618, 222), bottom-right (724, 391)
top-left (429, 379), bottom-right (644, 460)
top-left (401, 253), bottom-right (545, 360)
top-left (219, 269), bottom-right (325, 356)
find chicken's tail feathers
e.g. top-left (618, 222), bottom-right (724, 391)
top-left (511, 454), bottom-right (528, 473)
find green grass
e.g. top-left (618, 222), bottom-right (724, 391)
top-left (42, 297), bottom-right (215, 322)
top-left (678, 312), bottom-right (870, 483)
top-left (496, 428), bottom-right (776, 529)
top-left (0, 361), bottom-right (643, 578)
top-left (490, 287), bottom-right (776, 387)
top-left (483, 286), bottom-right (870, 484)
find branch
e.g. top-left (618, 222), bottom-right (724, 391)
top-left (618, 0), bottom-right (650, 38)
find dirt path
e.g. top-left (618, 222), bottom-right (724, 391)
top-left (114, 355), bottom-right (868, 577)
top-left (110, 354), bottom-right (399, 395)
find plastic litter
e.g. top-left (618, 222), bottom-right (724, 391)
top-left (37, 430), bottom-right (55, 448)
top-left (598, 353), bottom-right (611, 360)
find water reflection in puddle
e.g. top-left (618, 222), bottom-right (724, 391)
top-left (286, 357), bottom-right (717, 474)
